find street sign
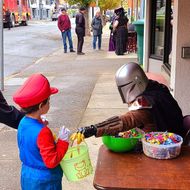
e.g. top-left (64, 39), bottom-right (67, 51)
top-left (0, 0), bottom-right (4, 90)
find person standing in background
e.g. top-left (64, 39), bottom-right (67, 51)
top-left (58, 8), bottom-right (75, 53)
top-left (112, 7), bottom-right (128, 55)
top-left (108, 14), bottom-right (116, 51)
top-left (91, 11), bottom-right (103, 50)
top-left (5, 9), bottom-right (11, 30)
top-left (75, 7), bottom-right (86, 55)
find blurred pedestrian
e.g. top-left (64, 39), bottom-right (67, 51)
top-left (108, 14), bottom-right (116, 51)
top-left (75, 7), bottom-right (86, 55)
top-left (112, 7), bottom-right (129, 55)
top-left (91, 11), bottom-right (103, 50)
top-left (58, 8), bottom-right (75, 53)
top-left (5, 9), bottom-right (11, 30)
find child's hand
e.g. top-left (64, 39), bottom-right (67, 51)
top-left (58, 126), bottom-right (71, 142)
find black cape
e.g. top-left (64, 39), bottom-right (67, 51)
top-left (142, 80), bottom-right (185, 137)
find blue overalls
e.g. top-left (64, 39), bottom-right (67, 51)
top-left (17, 117), bottom-right (63, 190)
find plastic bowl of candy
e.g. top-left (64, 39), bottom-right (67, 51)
top-left (102, 128), bottom-right (143, 152)
top-left (142, 132), bottom-right (183, 159)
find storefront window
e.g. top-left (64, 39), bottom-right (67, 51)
top-left (168, 0), bottom-right (174, 66)
top-left (154, 2), bottom-right (166, 57)
top-left (150, 0), bottom-right (173, 70)
top-left (151, 0), bottom-right (166, 58)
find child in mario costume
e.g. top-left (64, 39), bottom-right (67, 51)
top-left (13, 73), bottom-right (70, 190)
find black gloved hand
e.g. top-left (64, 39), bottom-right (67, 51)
top-left (78, 125), bottom-right (97, 138)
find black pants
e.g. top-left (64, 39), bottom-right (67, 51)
top-left (77, 35), bottom-right (84, 53)
top-left (115, 27), bottom-right (128, 55)
top-left (7, 21), bottom-right (11, 30)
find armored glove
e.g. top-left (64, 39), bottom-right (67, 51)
top-left (78, 116), bottom-right (123, 138)
top-left (77, 125), bottom-right (97, 138)
top-left (58, 126), bottom-right (71, 142)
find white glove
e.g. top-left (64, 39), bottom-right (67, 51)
top-left (40, 115), bottom-right (49, 125)
top-left (58, 126), bottom-right (71, 142)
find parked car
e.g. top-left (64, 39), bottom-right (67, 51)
top-left (51, 11), bottom-right (59, 21)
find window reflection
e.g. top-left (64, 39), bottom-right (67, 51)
top-left (154, 1), bottom-right (166, 57)
top-left (151, 0), bottom-right (173, 70)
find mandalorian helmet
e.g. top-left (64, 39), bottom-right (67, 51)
top-left (115, 62), bottom-right (149, 104)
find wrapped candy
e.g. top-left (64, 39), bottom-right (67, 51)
top-left (142, 132), bottom-right (183, 159)
top-left (117, 128), bottom-right (143, 138)
top-left (144, 132), bottom-right (181, 145)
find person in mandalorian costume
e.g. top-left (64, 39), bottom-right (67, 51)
top-left (77, 62), bottom-right (186, 139)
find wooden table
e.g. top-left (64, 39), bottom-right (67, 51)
top-left (93, 145), bottom-right (190, 190)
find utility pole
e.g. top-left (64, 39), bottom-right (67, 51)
top-left (96, 0), bottom-right (98, 7)
top-left (136, 0), bottom-right (139, 20)
top-left (39, 0), bottom-right (43, 20)
top-left (0, 0), bottom-right (4, 90)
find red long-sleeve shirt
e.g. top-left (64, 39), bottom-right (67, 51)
top-left (58, 14), bottom-right (71, 32)
top-left (37, 126), bottom-right (69, 168)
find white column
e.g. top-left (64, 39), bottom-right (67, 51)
top-left (170, 0), bottom-right (190, 115)
top-left (143, 0), bottom-right (150, 72)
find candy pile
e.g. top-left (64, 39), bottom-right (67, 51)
top-left (144, 132), bottom-right (181, 145)
top-left (117, 128), bottom-right (143, 138)
top-left (142, 132), bottom-right (183, 159)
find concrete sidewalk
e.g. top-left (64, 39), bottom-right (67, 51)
top-left (0, 24), bottom-right (137, 190)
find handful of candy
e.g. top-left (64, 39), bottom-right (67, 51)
top-left (144, 132), bottom-right (181, 145)
top-left (70, 132), bottom-right (85, 145)
top-left (117, 128), bottom-right (143, 138)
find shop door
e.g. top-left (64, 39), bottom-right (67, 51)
top-left (150, 0), bottom-right (173, 71)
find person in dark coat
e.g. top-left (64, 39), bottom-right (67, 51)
top-left (108, 15), bottom-right (116, 51)
top-left (91, 11), bottom-right (103, 50)
top-left (5, 9), bottom-right (11, 30)
top-left (75, 7), bottom-right (86, 55)
top-left (0, 90), bottom-right (24, 129)
top-left (112, 7), bottom-right (128, 55)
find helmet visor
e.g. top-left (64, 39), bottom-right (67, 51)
top-left (117, 81), bottom-right (133, 103)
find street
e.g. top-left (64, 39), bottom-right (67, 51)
top-left (3, 19), bottom-right (75, 77)
top-left (1, 20), bottom-right (137, 190)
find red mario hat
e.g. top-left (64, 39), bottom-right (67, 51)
top-left (13, 73), bottom-right (58, 108)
